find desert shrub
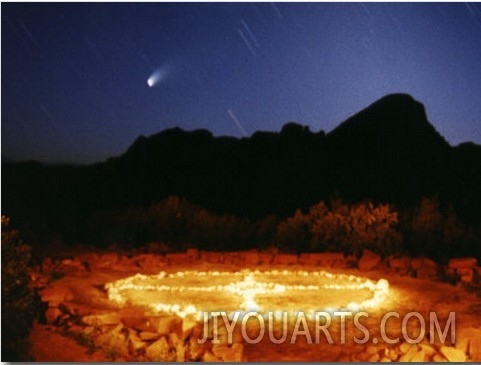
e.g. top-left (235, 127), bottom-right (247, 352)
top-left (1, 215), bottom-right (39, 361)
top-left (311, 201), bottom-right (401, 256)
top-left (277, 199), bottom-right (402, 256)
top-left (409, 195), bottom-right (443, 255)
top-left (402, 195), bottom-right (481, 261)
top-left (188, 209), bottom-right (251, 250)
top-left (254, 214), bottom-right (279, 249)
top-left (87, 206), bottom-right (150, 247)
top-left (276, 209), bottom-right (312, 252)
top-left (86, 196), bottom-right (263, 251)
top-left (310, 200), bottom-right (347, 251)
top-left (148, 196), bottom-right (198, 248)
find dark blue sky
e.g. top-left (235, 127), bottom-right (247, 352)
top-left (2, 2), bottom-right (481, 163)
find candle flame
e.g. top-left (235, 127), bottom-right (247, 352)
top-left (105, 270), bottom-right (390, 318)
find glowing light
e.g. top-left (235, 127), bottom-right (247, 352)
top-left (105, 270), bottom-right (390, 318)
top-left (146, 66), bottom-right (168, 88)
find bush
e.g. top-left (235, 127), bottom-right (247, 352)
top-left (276, 209), bottom-right (312, 252)
top-left (277, 199), bottom-right (402, 256)
top-left (402, 195), bottom-right (481, 261)
top-left (86, 196), bottom-right (265, 251)
top-left (1, 215), bottom-right (39, 361)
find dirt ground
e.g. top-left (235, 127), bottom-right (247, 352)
top-left (28, 256), bottom-right (481, 362)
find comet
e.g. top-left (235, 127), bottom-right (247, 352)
top-left (147, 67), bottom-right (167, 87)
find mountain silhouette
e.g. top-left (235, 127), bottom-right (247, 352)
top-left (2, 94), bottom-right (480, 239)
top-left (325, 93), bottom-right (452, 203)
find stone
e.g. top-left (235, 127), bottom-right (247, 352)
top-left (127, 330), bottom-right (146, 356)
top-left (145, 315), bottom-right (182, 336)
top-left (368, 353), bottom-right (380, 362)
top-left (42, 257), bottom-right (54, 272)
top-left (182, 318), bottom-right (199, 339)
top-left (457, 327), bottom-right (481, 361)
top-left (186, 248), bottom-right (199, 259)
top-left (350, 353), bottom-right (362, 362)
top-left (82, 313), bottom-right (121, 327)
top-left (40, 286), bottom-right (74, 303)
top-left (241, 250), bottom-right (259, 265)
top-left (189, 337), bottom-right (210, 360)
top-left (454, 334), bottom-right (469, 353)
top-left (458, 267), bottom-right (474, 284)
top-left (399, 341), bottom-right (414, 354)
top-left (201, 251), bottom-right (220, 263)
top-left (399, 344), bottom-right (426, 362)
top-left (258, 252), bottom-right (273, 265)
top-left (444, 267), bottom-right (457, 280)
top-left (389, 257), bottom-right (411, 270)
top-left (134, 254), bottom-right (166, 270)
top-left (169, 332), bottom-right (186, 361)
top-left (298, 253), bottom-right (317, 266)
top-left (166, 253), bottom-right (190, 265)
top-left (399, 344), bottom-right (420, 362)
top-left (418, 343), bottom-right (437, 357)
top-left (474, 266), bottom-right (481, 279)
top-left (203, 350), bottom-right (221, 362)
top-left (94, 253), bottom-right (119, 269)
top-left (410, 347), bottom-right (426, 362)
top-left (212, 344), bottom-right (231, 358)
top-left (146, 337), bottom-right (175, 361)
top-left (469, 335), bottom-right (481, 361)
top-left (57, 314), bottom-right (71, 327)
top-left (433, 353), bottom-right (447, 362)
top-left (222, 343), bottom-right (244, 362)
top-left (120, 307), bottom-right (148, 329)
top-left (273, 254), bottom-right (298, 265)
top-left (223, 252), bottom-right (241, 265)
top-left (416, 266), bottom-right (439, 280)
top-left (94, 324), bottom-right (130, 359)
top-left (147, 241), bottom-right (169, 254)
top-left (314, 252), bottom-right (345, 266)
top-left (448, 257), bottom-right (477, 270)
top-left (58, 302), bottom-right (82, 316)
top-left (358, 249), bottom-right (381, 271)
top-left (67, 324), bottom-right (84, 336)
top-left (98, 324), bottom-right (119, 334)
top-left (388, 348), bottom-right (399, 361)
top-left (410, 257), bottom-right (424, 270)
top-left (337, 354), bottom-right (351, 362)
top-left (139, 332), bottom-right (162, 341)
top-left (423, 258), bottom-right (438, 268)
top-left (45, 307), bottom-right (63, 324)
top-left (60, 258), bottom-right (78, 268)
top-left (299, 252), bottom-right (340, 266)
top-left (345, 255), bottom-right (358, 267)
top-left (440, 346), bottom-right (466, 362)
top-left (365, 344), bottom-right (384, 356)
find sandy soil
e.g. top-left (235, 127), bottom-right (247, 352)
top-left (29, 258), bottom-right (481, 361)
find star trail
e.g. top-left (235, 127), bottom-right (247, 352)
top-left (2, 2), bottom-right (481, 163)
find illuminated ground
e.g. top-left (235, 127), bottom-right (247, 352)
top-left (105, 269), bottom-right (389, 316)
top-left (30, 256), bottom-right (481, 361)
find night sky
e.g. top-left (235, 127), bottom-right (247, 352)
top-left (2, 2), bottom-right (481, 164)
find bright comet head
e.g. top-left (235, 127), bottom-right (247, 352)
top-left (146, 66), bottom-right (168, 88)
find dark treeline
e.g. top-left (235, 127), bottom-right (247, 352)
top-left (2, 94), bottom-right (481, 260)
top-left (85, 194), bottom-right (481, 262)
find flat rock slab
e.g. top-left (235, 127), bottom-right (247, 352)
top-left (448, 257), bottom-right (477, 270)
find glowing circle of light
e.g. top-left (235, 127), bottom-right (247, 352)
top-left (105, 270), bottom-right (390, 319)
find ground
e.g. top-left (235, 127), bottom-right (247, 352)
top-left (28, 252), bottom-right (481, 362)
